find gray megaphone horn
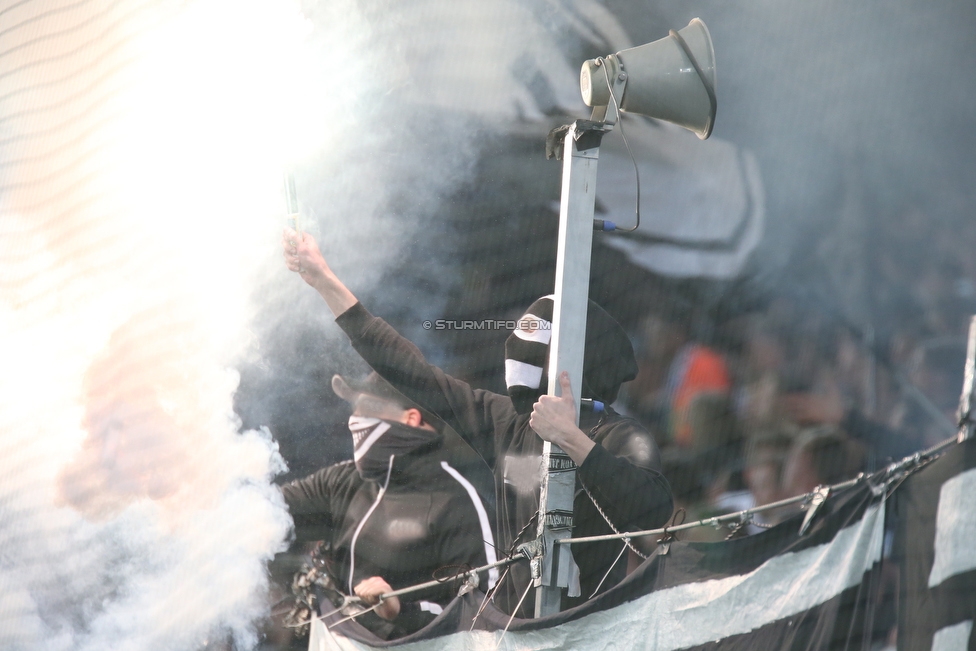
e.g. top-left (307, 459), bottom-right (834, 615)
top-left (580, 18), bottom-right (716, 139)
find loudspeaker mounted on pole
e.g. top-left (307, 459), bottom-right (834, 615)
top-left (580, 18), bottom-right (716, 138)
top-left (535, 18), bottom-right (717, 617)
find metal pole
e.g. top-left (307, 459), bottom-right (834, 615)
top-left (534, 120), bottom-right (609, 616)
top-left (957, 315), bottom-right (976, 442)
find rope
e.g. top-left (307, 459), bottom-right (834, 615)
top-left (509, 511), bottom-right (540, 553)
top-left (556, 434), bottom-right (960, 548)
top-left (279, 555), bottom-right (529, 633)
top-left (470, 564), bottom-right (513, 632)
top-left (468, 513), bottom-right (538, 631)
top-left (493, 578), bottom-right (535, 651)
top-left (326, 603), bottom-right (382, 627)
top-left (469, 511), bottom-right (545, 631)
top-left (432, 563), bottom-right (473, 584)
top-left (588, 542), bottom-right (628, 599)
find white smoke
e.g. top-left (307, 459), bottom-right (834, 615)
top-left (0, 0), bottom-right (638, 647)
top-left (236, 0), bottom-right (625, 463)
top-left (0, 0), bottom-right (345, 648)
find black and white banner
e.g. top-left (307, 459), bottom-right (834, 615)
top-left (308, 440), bottom-right (976, 651)
top-left (895, 440), bottom-right (976, 651)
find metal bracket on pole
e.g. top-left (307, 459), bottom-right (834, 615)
top-left (957, 315), bottom-right (976, 442)
top-left (534, 119), bottom-right (610, 617)
top-left (587, 55), bottom-right (627, 126)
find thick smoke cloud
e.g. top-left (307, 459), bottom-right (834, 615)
top-left (236, 0), bottom-right (628, 475)
top-left (0, 0), bottom-right (324, 648)
top-left (0, 0), bottom-right (608, 646)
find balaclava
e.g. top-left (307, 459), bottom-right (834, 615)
top-left (504, 296), bottom-right (639, 415)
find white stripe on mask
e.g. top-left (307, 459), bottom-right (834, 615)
top-left (348, 416), bottom-right (392, 461)
top-left (505, 358), bottom-right (544, 390)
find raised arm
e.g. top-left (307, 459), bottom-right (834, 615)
top-left (283, 229), bottom-right (514, 465)
top-left (283, 227), bottom-right (357, 316)
top-left (335, 303), bottom-right (517, 466)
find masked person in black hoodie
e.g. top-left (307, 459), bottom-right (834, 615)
top-left (281, 371), bottom-right (497, 640)
top-left (283, 228), bottom-right (673, 616)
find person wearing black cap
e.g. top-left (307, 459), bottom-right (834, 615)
top-left (280, 371), bottom-right (497, 640)
top-left (283, 228), bottom-right (673, 615)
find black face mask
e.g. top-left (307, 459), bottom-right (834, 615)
top-left (504, 296), bottom-right (639, 415)
top-left (507, 385), bottom-right (542, 416)
top-left (348, 416), bottom-right (438, 482)
top-left (504, 302), bottom-right (553, 415)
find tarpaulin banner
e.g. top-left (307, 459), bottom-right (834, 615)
top-left (309, 478), bottom-right (889, 650)
top-left (307, 440), bottom-right (976, 650)
top-left (895, 439), bottom-right (976, 651)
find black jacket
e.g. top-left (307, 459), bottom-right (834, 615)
top-left (282, 441), bottom-right (494, 637)
top-left (335, 302), bottom-right (674, 614)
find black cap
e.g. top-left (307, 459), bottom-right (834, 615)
top-left (331, 371), bottom-right (438, 426)
top-left (332, 371), bottom-right (412, 406)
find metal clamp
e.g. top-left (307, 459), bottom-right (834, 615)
top-left (517, 538), bottom-right (545, 583)
top-left (456, 570), bottom-right (480, 597)
top-left (799, 485), bottom-right (831, 536)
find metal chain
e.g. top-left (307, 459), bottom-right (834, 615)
top-left (581, 481), bottom-right (648, 560)
top-left (580, 414), bottom-right (649, 560)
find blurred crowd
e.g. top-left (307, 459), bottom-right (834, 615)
top-left (617, 209), bottom-right (975, 537)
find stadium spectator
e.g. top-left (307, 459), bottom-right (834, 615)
top-left (280, 372), bottom-right (495, 640)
